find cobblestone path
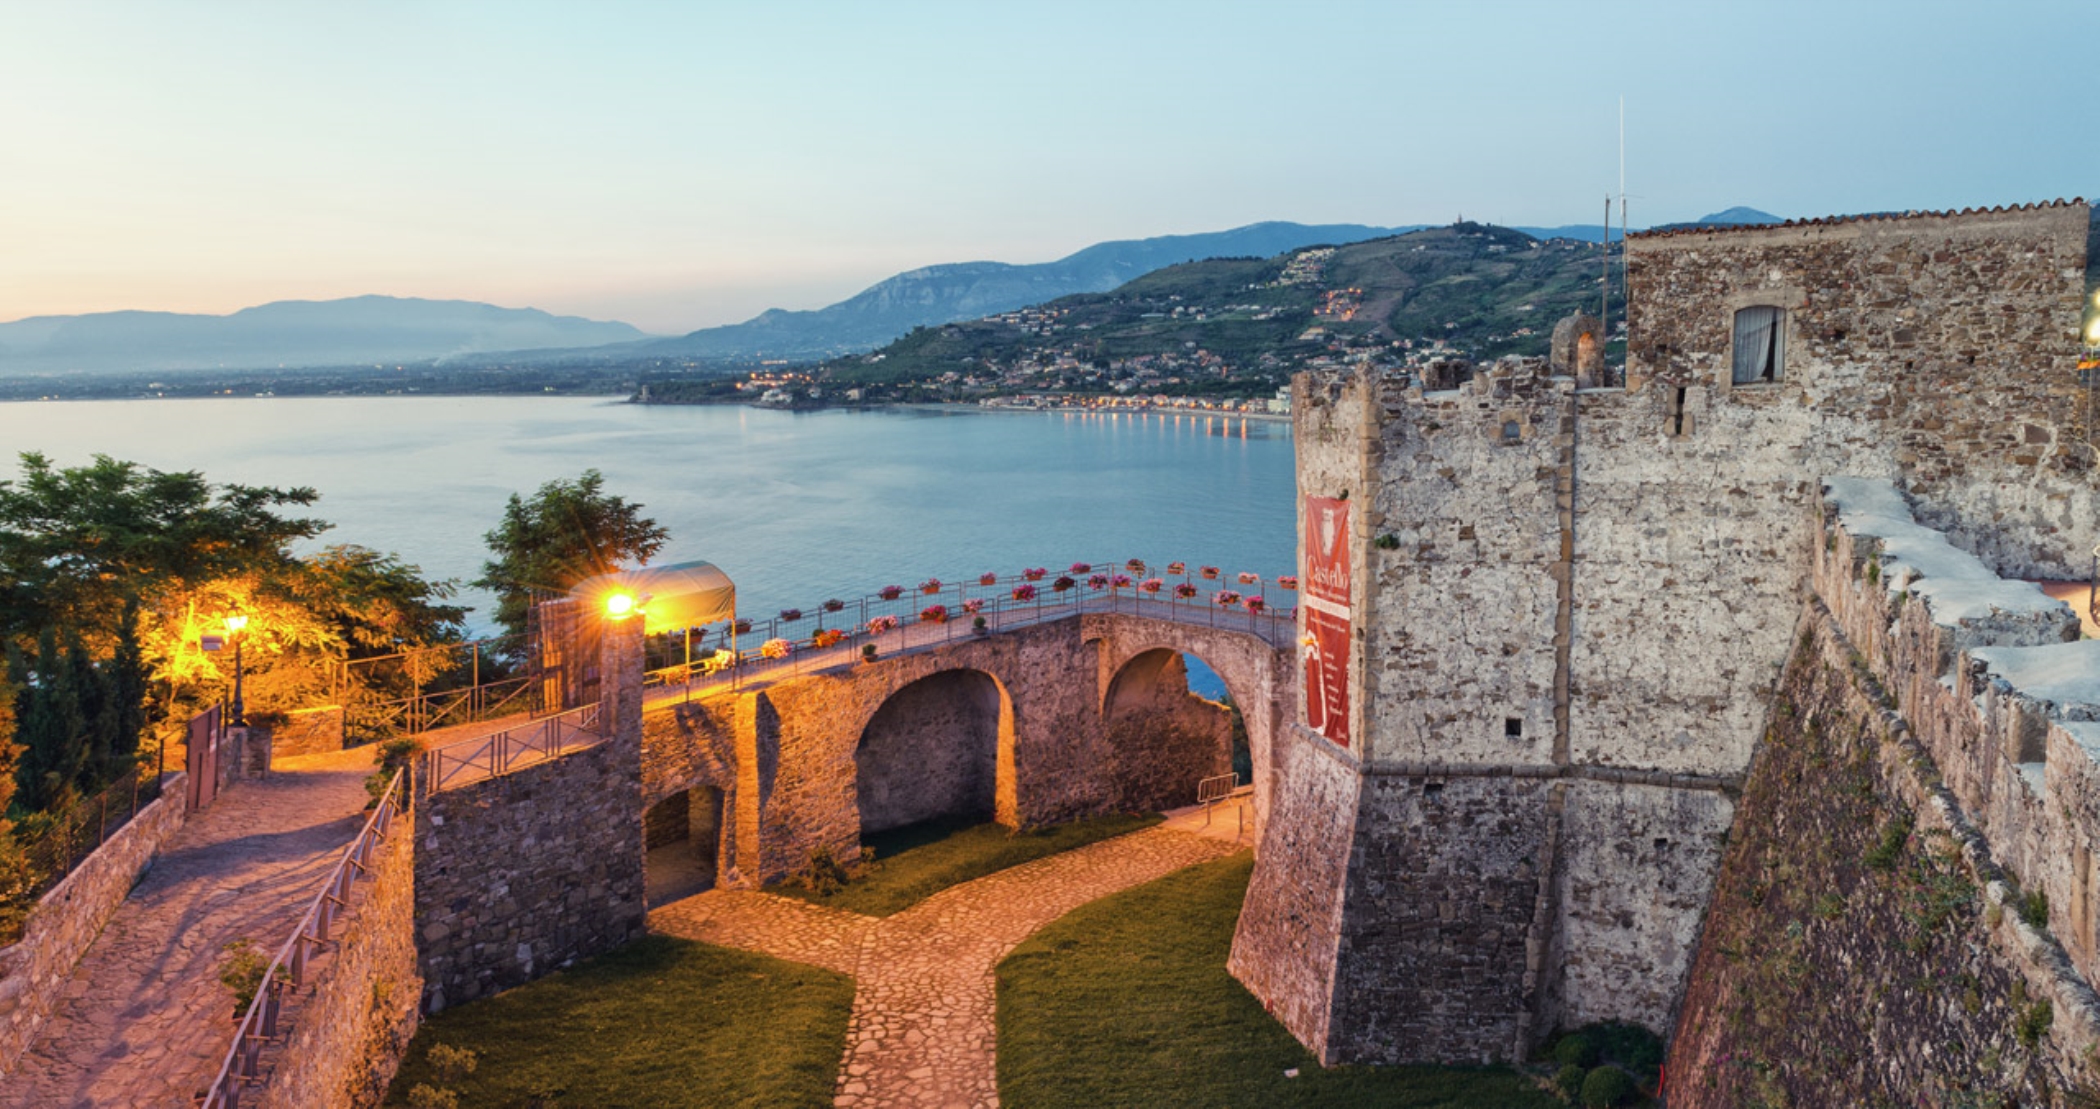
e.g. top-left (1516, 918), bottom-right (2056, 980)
top-left (650, 824), bottom-right (1241, 1109)
top-left (1, 747), bottom-right (373, 1109)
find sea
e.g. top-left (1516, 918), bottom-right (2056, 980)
top-left (0, 397), bottom-right (1295, 690)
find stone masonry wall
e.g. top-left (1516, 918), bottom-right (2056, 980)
top-left (855, 669), bottom-right (1005, 833)
top-left (0, 772), bottom-right (187, 1077)
top-left (258, 806), bottom-right (419, 1109)
top-left (1102, 650), bottom-right (1232, 813)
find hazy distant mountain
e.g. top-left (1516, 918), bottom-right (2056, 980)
top-left (0, 296), bottom-right (651, 376)
top-left (643, 222), bottom-right (1430, 362)
top-left (1648, 207), bottom-right (1784, 233)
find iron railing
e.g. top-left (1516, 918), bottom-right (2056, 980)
top-left (640, 560), bottom-right (1297, 700)
top-left (340, 634), bottom-right (541, 745)
top-left (4, 767), bottom-right (166, 925)
top-left (196, 767), bottom-right (406, 1109)
top-left (419, 702), bottom-right (604, 796)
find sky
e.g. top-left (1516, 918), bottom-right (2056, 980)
top-left (1, 0), bottom-right (2092, 335)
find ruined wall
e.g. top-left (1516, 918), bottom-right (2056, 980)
top-left (257, 810), bottom-right (420, 1109)
top-left (0, 774), bottom-right (186, 1076)
top-left (272, 705), bottom-right (345, 760)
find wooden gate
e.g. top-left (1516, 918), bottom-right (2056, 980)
top-left (186, 703), bottom-right (222, 811)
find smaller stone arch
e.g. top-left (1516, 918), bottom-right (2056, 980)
top-left (854, 668), bottom-right (1017, 835)
top-left (1101, 647), bottom-right (1235, 812)
top-left (643, 782), bottom-right (725, 906)
top-left (1551, 312), bottom-right (1605, 387)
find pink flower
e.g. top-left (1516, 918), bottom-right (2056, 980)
top-left (1011, 584), bottom-right (1038, 602)
top-left (823, 598), bottom-right (846, 612)
top-left (962, 598), bottom-right (985, 614)
top-left (1126, 559), bottom-right (1146, 572)
top-left (1214, 590), bottom-right (1241, 606)
top-left (1237, 572), bottom-right (1259, 585)
top-left (920, 578), bottom-right (942, 594)
top-left (779, 608), bottom-right (803, 622)
top-left (1053, 575), bottom-right (1077, 592)
top-left (1166, 562), bottom-right (1187, 575)
top-left (760, 637), bottom-right (792, 659)
top-left (979, 572), bottom-right (999, 586)
top-left (1200, 566), bottom-right (1221, 580)
top-left (1277, 576), bottom-right (1299, 590)
top-left (1140, 577), bottom-right (1164, 593)
top-left (879, 585), bottom-right (903, 601)
top-left (1245, 596), bottom-right (1267, 613)
top-left (1175, 582), bottom-right (1199, 599)
top-left (868, 614), bottom-right (900, 634)
top-left (1024, 568), bottom-right (1047, 582)
top-left (1088, 573), bottom-right (1110, 589)
top-left (1070, 561), bottom-right (1092, 573)
top-left (1112, 573), bottom-right (1132, 588)
top-left (919, 604), bottom-right (949, 624)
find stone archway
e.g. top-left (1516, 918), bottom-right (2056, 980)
top-left (854, 669), bottom-right (1016, 836)
top-left (643, 783), bottom-right (724, 906)
top-left (1100, 648), bottom-right (1235, 812)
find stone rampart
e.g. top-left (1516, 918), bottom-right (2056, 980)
top-left (257, 808), bottom-right (420, 1109)
top-left (0, 772), bottom-right (187, 1077)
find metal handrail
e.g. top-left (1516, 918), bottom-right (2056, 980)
top-left (196, 768), bottom-right (406, 1109)
top-left (419, 702), bottom-right (604, 796)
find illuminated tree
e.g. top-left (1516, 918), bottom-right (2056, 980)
top-left (475, 470), bottom-right (668, 642)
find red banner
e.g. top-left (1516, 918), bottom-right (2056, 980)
top-left (1302, 496), bottom-right (1351, 747)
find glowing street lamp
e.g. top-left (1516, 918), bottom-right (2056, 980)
top-left (224, 614), bottom-right (250, 725)
top-left (604, 590), bottom-right (642, 619)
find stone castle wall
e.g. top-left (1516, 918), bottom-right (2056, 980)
top-left (0, 773), bottom-right (187, 1077)
top-left (1235, 201), bottom-right (2096, 1065)
top-left (257, 807), bottom-right (420, 1109)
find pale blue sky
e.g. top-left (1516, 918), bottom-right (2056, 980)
top-left (1, 0), bottom-right (2091, 333)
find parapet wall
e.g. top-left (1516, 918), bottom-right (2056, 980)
top-left (0, 773), bottom-right (186, 1078)
top-left (257, 811), bottom-right (420, 1109)
top-left (1668, 483), bottom-right (2100, 1103)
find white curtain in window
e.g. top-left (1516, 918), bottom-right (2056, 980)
top-left (1733, 306), bottom-right (1782, 383)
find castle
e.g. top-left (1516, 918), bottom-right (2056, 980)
top-left (1230, 200), bottom-right (2100, 1093)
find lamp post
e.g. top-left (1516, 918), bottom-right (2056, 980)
top-left (224, 614), bottom-right (249, 726)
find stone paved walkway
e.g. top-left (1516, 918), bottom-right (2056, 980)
top-left (1, 747), bottom-right (374, 1108)
top-left (650, 824), bottom-right (1242, 1109)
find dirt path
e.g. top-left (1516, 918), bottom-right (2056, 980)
top-left (1, 747), bottom-right (373, 1108)
top-left (650, 823), bottom-right (1242, 1109)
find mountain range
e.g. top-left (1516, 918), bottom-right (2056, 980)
top-left (0, 210), bottom-right (1783, 377)
top-left (0, 296), bottom-right (647, 376)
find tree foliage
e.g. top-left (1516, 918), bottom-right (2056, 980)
top-left (474, 470), bottom-right (669, 641)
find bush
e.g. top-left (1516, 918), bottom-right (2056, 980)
top-left (2022, 889), bottom-right (2050, 929)
top-left (1579, 1065), bottom-right (1636, 1107)
top-left (367, 737), bottom-right (420, 806)
top-left (792, 846), bottom-right (854, 896)
top-left (427, 1043), bottom-right (479, 1084)
top-left (407, 1085), bottom-right (461, 1109)
top-left (1552, 1033), bottom-right (1597, 1068)
top-left (219, 938), bottom-right (268, 1017)
top-left (1554, 1063), bottom-right (1587, 1097)
top-left (1864, 813), bottom-right (1913, 871)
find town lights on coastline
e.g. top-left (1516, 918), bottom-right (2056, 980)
top-left (224, 613), bottom-right (250, 725)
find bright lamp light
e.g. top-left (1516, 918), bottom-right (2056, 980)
top-left (605, 591), bottom-right (638, 618)
top-left (224, 614), bottom-right (249, 634)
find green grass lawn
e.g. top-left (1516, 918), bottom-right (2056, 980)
top-left (384, 935), bottom-right (852, 1108)
top-left (772, 812), bottom-right (1162, 918)
top-left (995, 854), bottom-right (1562, 1108)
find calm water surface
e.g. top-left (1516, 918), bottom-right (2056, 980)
top-left (0, 397), bottom-right (1296, 638)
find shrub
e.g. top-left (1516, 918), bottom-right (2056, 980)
top-left (427, 1043), bottom-right (479, 1084)
top-left (792, 846), bottom-right (854, 896)
top-left (1552, 1033), bottom-right (1597, 1068)
top-left (1579, 1065), bottom-right (1636, 1107)
top-left (1554, 1063), bottom-right (1587, 1097)
top-left (407, 1085), bottom-right (461, 1109)
top-left (367, 737), bottom-right (420, 807)
top-left (219, 939), bottom-right (268, 1016)
top-left (2023, 889), bottom-right (2050, 929)
top-left (1864, 813), bottom-right (1913, 871)
top-left (861, 644), bottom-right (878, 662)
top-left (2018, 997), bottom-right (2053, 1050)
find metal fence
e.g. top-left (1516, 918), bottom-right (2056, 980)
top-left (12, 766), bottom-right (166, 906)
top-left (640, 559), bottom-right (1298, 699)
top-left (342, 635), bottom-right (542, 745)
top-left (196, 767), bottom-right (406, 1109)
top-left (419, 702), bottom-right (604, 796)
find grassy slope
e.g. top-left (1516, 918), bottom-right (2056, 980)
top-left (384, 936), bottom-right (852, 1108)
top-left (772, 812), bottom-right (1161, 918)
top-left (996, 854), bottom-right (1560, 1108)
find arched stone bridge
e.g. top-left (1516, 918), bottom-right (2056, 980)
top-left (638, 610), bottom-right (1295, 889)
